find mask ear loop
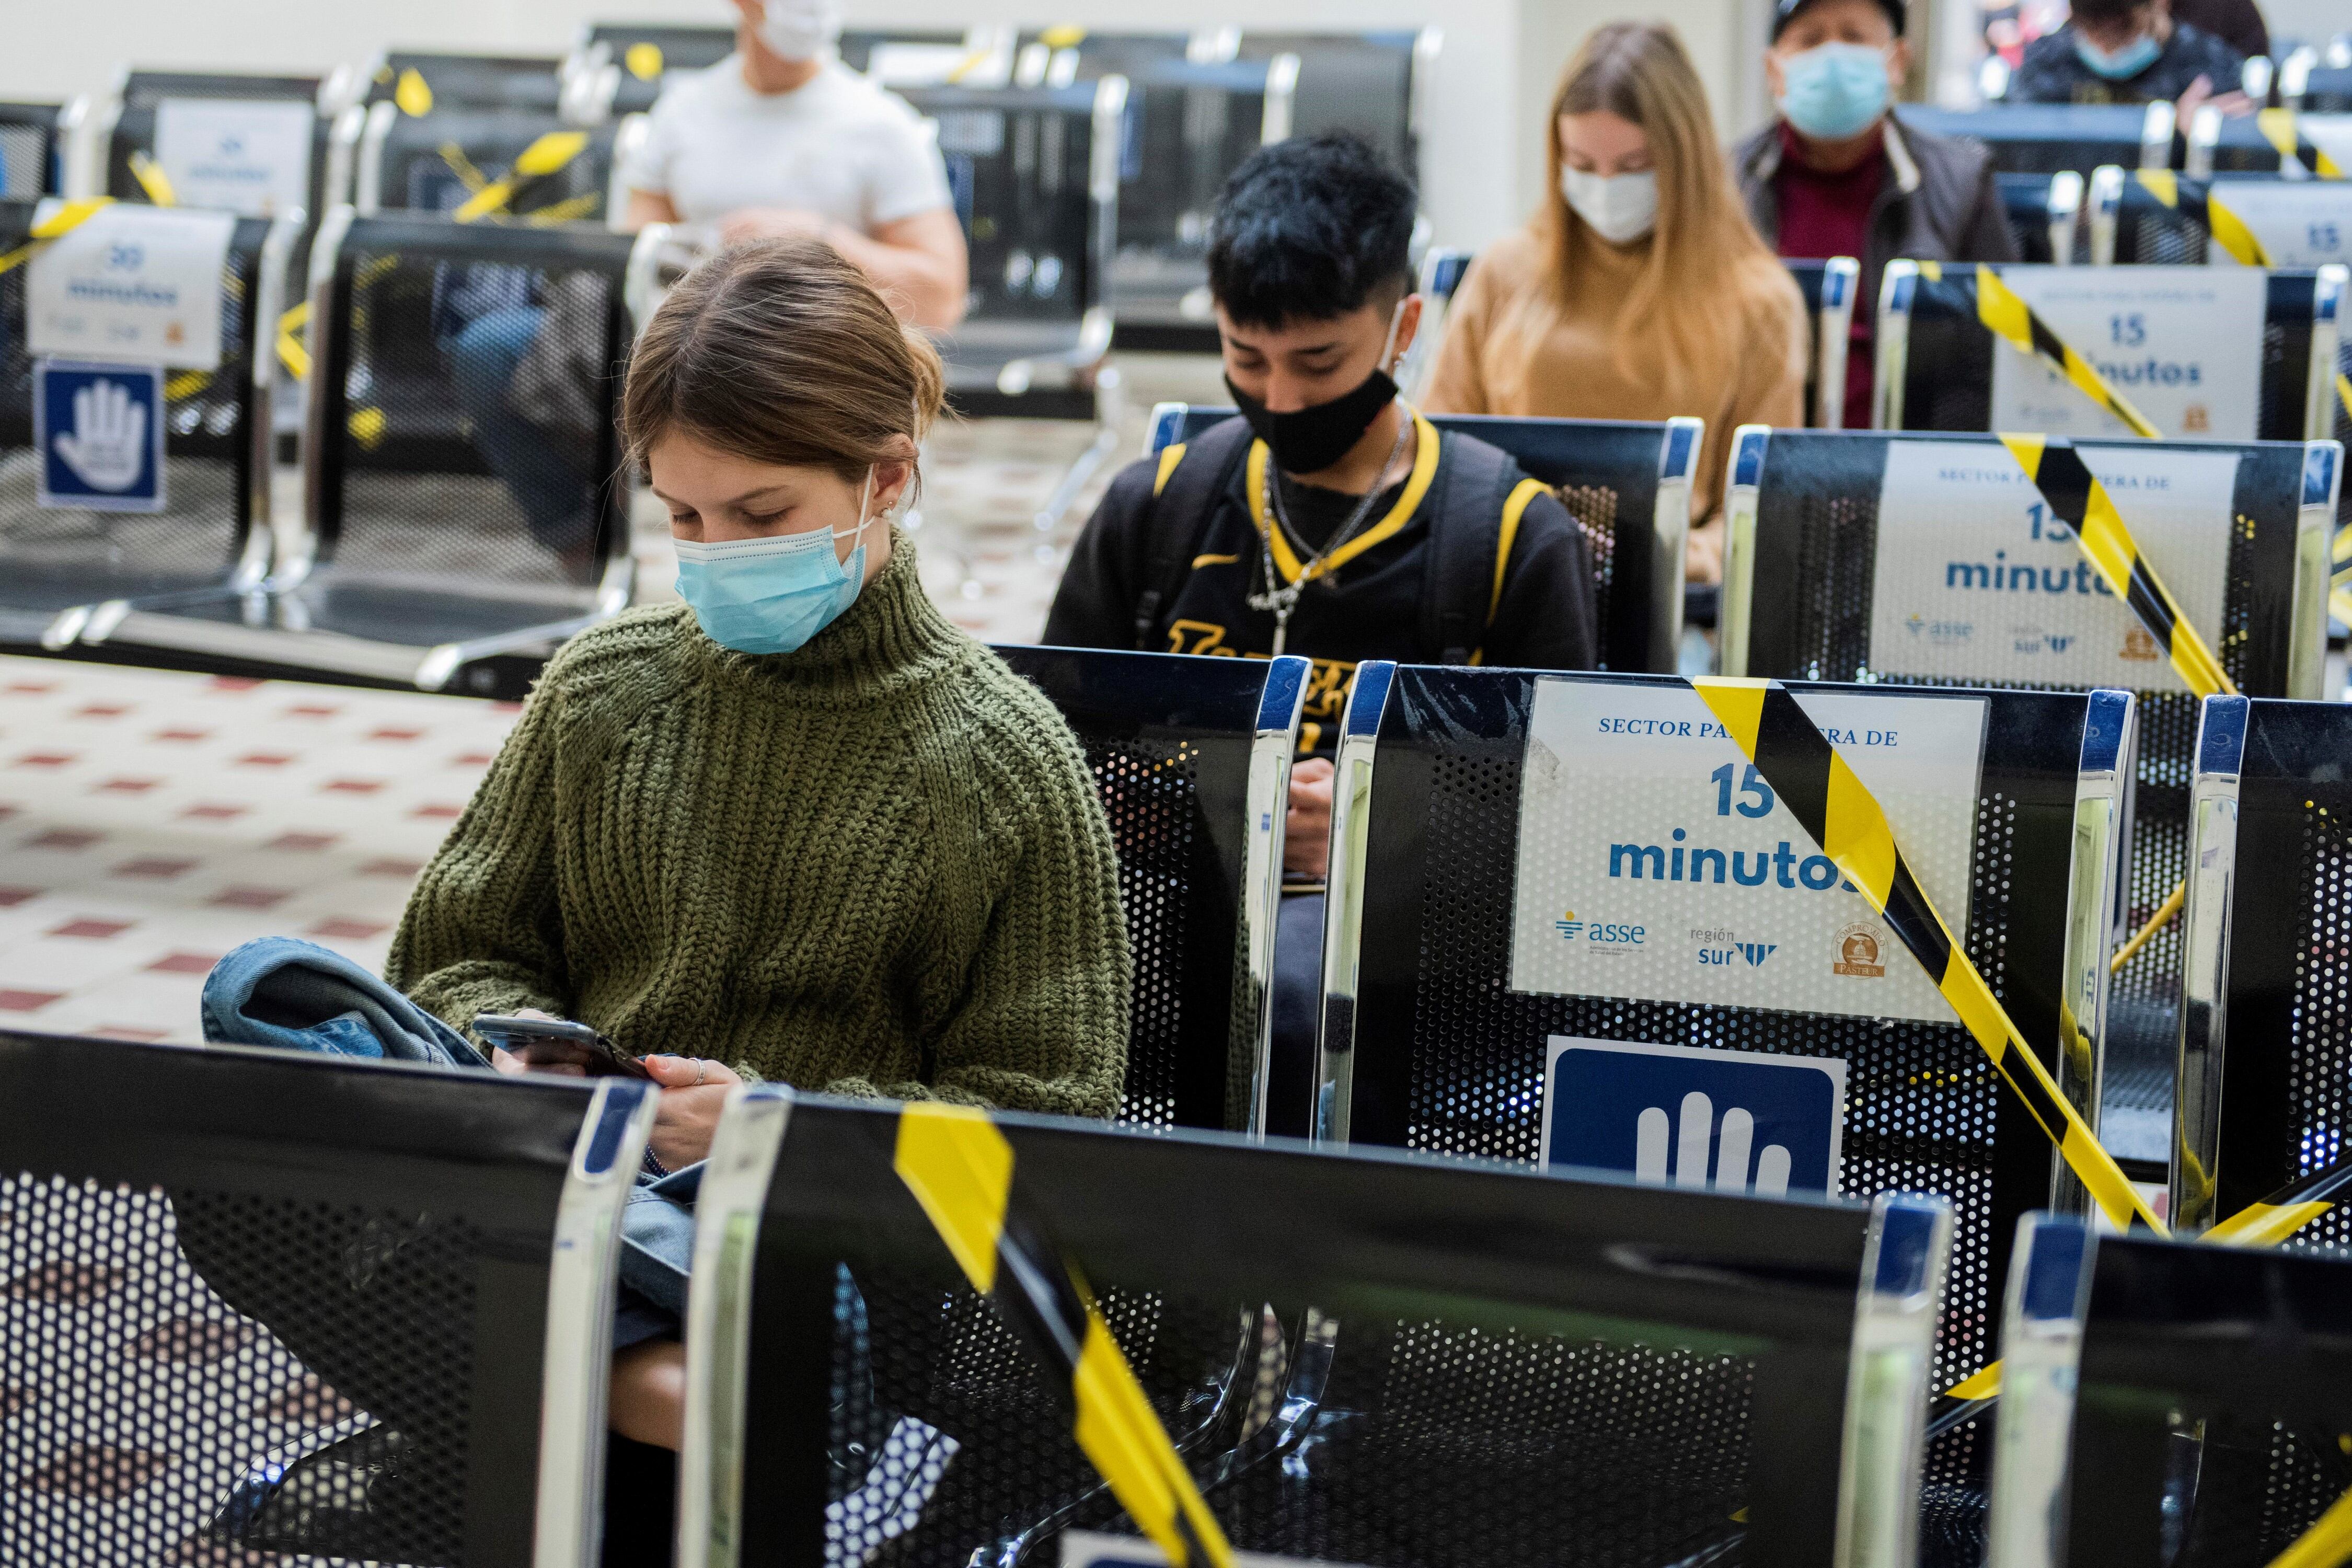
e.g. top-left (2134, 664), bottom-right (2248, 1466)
top-left (833, 468), bottom-right (878, 552)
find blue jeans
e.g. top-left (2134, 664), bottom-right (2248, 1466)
top-left (201, 936), bottom-right (692, 1348)
top-left (445, 306), bottom-right (599, 556)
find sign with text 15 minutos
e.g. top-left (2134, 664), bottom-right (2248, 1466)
top-left (1508, 679), bottom-right (1987, 1024)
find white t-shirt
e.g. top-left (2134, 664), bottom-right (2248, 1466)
top-left (622, 55), bottom-right (953, 232)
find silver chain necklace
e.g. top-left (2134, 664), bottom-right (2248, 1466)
top-left (1246, 414), bottom-right (1415, 656)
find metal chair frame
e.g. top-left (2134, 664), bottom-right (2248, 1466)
top-left (678, 1088), bottom-right (1949, 1568)
top-left (1893, 102), bottom-right (2175, 177)
top-left (1146, 403), bottom-right (1700, 675)
top-left (2087, 165), bottom-right (2352, 266)
top-left (1784, 255), bottom-right (1862, 429)
top-left (994, 645), bottom-right (1306, 1134)
top-left (0, 1028), bottom-right (654, 1568)
top-left (70, 67), bottom-right (360, 216)
top-left (1875, 258), bottom-right (2350, 445)
top-left (1996, 170), bottom-right (2086, 263)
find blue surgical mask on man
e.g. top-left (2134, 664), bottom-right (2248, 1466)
top-left (2073, 29), bottom-right (2162, 79)
top-left (673, 470), bottom-right (877, 655)
top-left (1777, 42), bottom-right (1894, 141)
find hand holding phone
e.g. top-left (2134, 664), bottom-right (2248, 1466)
top-left (472, 1012), bottom-right (651, 1079)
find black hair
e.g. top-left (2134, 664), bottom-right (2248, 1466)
top-left (1206, 132), bottom-right (1419, 329)
top-left (2066, 0), bottom-right (2149, 22)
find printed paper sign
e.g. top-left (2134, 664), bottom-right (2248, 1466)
top-left (1540, 1037), bottom-right (1847, 1195)
top-left (152, 97), bottom-right (315, 216)
top-left (1060, 1531), bottom-right (1361, 1568)
top-left (2299, 116), bottom-right (2352, 178)
top-left (1984, 266), bottom-right (2265, 441)
top-left (1508, 678), bottom-right (1986, 1024)
top-left (1865, 439), bottom-right (2238, 692)
top-left (26, 201), bottom-right (236, 371)
top-left (36, 359), bottom-right (166, 513)
top-left (2200, 182), bottom-right (2350, 268)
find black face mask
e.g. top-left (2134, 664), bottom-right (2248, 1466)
top-left (1226, 367), bottom-right (1399, 477)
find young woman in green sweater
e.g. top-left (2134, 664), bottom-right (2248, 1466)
top-left (385, 238), bottom-right (1134, 1444)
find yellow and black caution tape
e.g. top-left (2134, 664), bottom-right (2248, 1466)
top-left (1922, 261), bottom-right (2163, 439)
top-left (893, 1103), bottom-right (1234, 1568)
top-left (1996, 433), bottom-right (2240, 970)
top-left (452, 131), bottom-right (593, 224)
top-left (2000, 434), bottom-right (2236, 700)
top-left (624, 42), bottom-right (664, 80)
top-left (276, 301), bottom-right (310, 379)
top-left (1039, 24), bottom-right (1088, 47)
top-left (2257, 109), bottom-right (2344, 179)
top-left (395, 67), bottom-right (434, 118)
top-left (2131, 170), bottom-right (2272, 266)
top-left (126, 149), bottom-right (178, 207)
top-left (2269, 1483), bottom-right (2352, 1568)
top-left (0, 197), bottom-right (113, 278)
top-left (1689, 677), bottom-right (2165, 1236)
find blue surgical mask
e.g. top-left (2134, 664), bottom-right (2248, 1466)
top-left (2073, 29), bottom-right (2162, 79)
top-left (1777, 42), bottom-right (1894, 141)
top-left (673, 471), bottom-right (877, 656)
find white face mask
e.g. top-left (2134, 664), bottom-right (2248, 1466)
top-left (1559, 166), bottom-right (1659, 246)
top-left (757, 0), bottom-right (842, 61)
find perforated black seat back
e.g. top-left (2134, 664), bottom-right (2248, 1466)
top-left (0, 1030), bottom-right (587, 1567)
top-left (2067, 1236), bottom-right (2352, 1566)
top-left (0, 201), bottom-right (267, 619)
top-left (313, 213), bottom-right (633, 601)
top-left (996, 645), bottom-right (1279, 1131)
top-left (0, 103), bottom-right (63, 200)
top-left (733, 1095), bottom-right (1872, 1568)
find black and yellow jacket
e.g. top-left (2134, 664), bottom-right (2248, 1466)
top-left (1042, 411), bottom-right (1600, 754)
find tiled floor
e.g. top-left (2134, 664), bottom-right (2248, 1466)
top-left (0, 351), bottom-right (1230, 1046)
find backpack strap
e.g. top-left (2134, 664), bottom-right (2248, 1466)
top-left (1416, 433), bottom-right (1498, 664)
top-left (1133, 416), bottom-right (1257, 652)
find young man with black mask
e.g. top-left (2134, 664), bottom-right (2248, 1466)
top-left (1044, 132), bottom-right (1599, 1136)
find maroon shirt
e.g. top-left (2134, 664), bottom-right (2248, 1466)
top-left (1771, 122), bottom-right (1884, 430)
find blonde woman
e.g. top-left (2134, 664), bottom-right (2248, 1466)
top-left (1424, 22), bottom-right (1807, 582)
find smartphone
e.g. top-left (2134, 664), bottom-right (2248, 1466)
top-left (472, 1013), bottom-right (650, 1079)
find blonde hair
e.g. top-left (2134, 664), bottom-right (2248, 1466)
top-left (621, 239), bottom-right (946, 494)
top-left (1535, 22), bottom-right (1788, 398)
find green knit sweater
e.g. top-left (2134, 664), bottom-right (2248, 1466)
top-left (387, 536), bottom-right (1132, 1117)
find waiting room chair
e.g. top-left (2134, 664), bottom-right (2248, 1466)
top-left (349, 96), bottom-right (621, 226)
top-left (2088, 166), bottom-right (2352, 267)
top-left (1233, 28), bottom-right (1436, 190)
top-left (1784, 255), bottom-right (1861, 428)
top-left (1719, 426), bottom-right (2339, 1163)
top-left (1894, 102), bottom-right (2175, 177)
top-left (1876, 259), bottom-right (2348, 447)
top-left (677, 1089), bottom-right (1950, 1568)
top-left (75, 68), bottom-right (356, 220)
top-left (988, 34), bottom-right (1284, 352)
top-left (0, 102), bottom-right (65, 200)
top-left (1147, 405), bottom-right (1702, 675)
top-left (0, 1028), bottom-right (654, 1567)
top-left (75, 207), bottom-right (668, 691)
top-left (1317, 660), bottom-right (2139, 1518)
top-left (0, 199), bottom-right (297, 651)
top-left (2172, 691), bottom-right (2352, 1237)
top-left (2185, 105), bottom-right (2352, 178)
top-left (570, 23), bottom-right (735, 117)
top-left (995, 645), bottom-right (1307, 1133)
top-left (1985, 1213), bottom-right (2352, 1567)
top-left (362, 51), bottom-right (601, 120)
top-left (2280, 42), bottom-right (2352, 114)
top-left (1996, 169), bottom-right (2084, 263)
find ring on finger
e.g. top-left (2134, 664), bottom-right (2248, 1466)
top-left (692, 1058), bottom-right (707, 1087)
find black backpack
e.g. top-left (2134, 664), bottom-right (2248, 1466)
top-left (1130, 416), bottom-right (1534, 665)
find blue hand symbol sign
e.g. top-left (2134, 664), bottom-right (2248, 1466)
top-left (52, 378), bottom-right (149, 493)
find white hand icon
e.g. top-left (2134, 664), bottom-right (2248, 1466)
top-left (1633, 1091), bottom-right (1793, 1197)
top-left (53, 379), bottom-right (149, 493)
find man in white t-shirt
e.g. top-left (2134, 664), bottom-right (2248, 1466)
top-left (622, 0), bottom-right (969, 327)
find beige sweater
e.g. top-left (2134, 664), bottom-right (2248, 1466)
top-left (1423, 225), bottom-right (1808, 546)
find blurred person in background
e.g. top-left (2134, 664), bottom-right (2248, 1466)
top-left (2010, 0), bottom-right (2250, 116)
top-left (1423, 21), bottom-right (1806, 584)
top-left (1737, 0), bottom-right (2016, 431)
top-left (620, 0), bottom-right (969, 327)
top-left (2162, 0), bottom-right (2266, 65)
